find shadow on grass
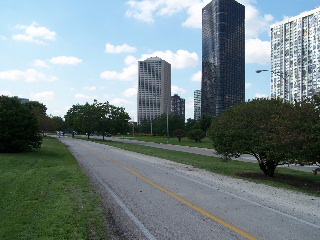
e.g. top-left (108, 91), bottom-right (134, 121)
top-left (236, 171), bottom-right (320, 196)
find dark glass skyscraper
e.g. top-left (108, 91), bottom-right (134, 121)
top-left (201, 0), bottom-right (245, 117)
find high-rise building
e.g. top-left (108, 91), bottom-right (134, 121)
top-left (270, 7), bottom-right (320, 102)
top-left (201, 0), bottom-right (245, 117)
top-left (194, 90), bottom-right (201, 120)
top-left (137, 57), bottom-right (171, 124)
top-left (15, 96), bottom-right (29, 103)
top-left (171, 94), bottom-right (185, 120)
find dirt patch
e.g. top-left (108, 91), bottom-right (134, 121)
top-left (236, 171), bottom-right (320, 196)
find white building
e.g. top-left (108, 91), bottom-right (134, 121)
top-left (270, 6), bottom-right (320, 102)
top-left (137, 57), bottom-right (171, 124)
top-left (194, 90), bottom-right (201, 120)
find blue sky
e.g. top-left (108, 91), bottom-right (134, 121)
top-left (1, 0), bottom-right (319, 120)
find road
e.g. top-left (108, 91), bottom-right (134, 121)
top-left (58, 136), bottom-right (320, 239)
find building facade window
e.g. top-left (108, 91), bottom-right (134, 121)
top-left (201, 0), bottom-right (245, 117)
top-left (137, 57), bottom-right (171, 125)
top-left (270, 7), bottom-right (320, 102)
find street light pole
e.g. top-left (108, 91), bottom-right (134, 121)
top-left (256, 69), bottom-right (288, 100)
top-left (256, 69), bottom-right (285, 79)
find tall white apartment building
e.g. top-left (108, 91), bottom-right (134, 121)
top-left (194, 90), bottom-right (201, 120)
top-left (270, 6), bottom-right (320, 102)
top-left (137, 57), bottom-right (171, 125)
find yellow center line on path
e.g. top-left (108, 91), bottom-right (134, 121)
top-left (80, 143), bottom-right (259, 240)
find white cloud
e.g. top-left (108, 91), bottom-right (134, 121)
top-left (191, 71), bottom-right (201, 82)
top-left (245, 83), bottom-right (253, 89)
top-left (172, 85), bottom-right (187, 94)
top-left (141, 50), bottom-right (199, 69)
top-left (125, 0), bottom-right (160, 23)
top-left (255, 93), bottom-right (269, 98)
top-left (105, 43), bottom-right (137, 53)
top-left (125, 55), bottom-right (138, 65)
top-left (83, 86), bottom-right (97, 91)
top-left (246, 38), bottom-right (271, 65)
top-left (126, 0), bottom-right (208, 26)
top-left (0, 69), bottom-right (57, 82)
top-left (0, 35), bottom-right (7, 40)
top-left (0, 90), bottom-right (12, 96)
top-left (125, 0), bottom-right (274, 40)
top-left (75, 93), bottom-right (94, 99)
top-left (245, 5), bottom-right (274, 38)
top-left (182, 1), bottom-right (210, 28)
top-left (110, 98), bottom-right (132, 106)
top-left (13, 22), bottom-right (56, 45)
top-left (101, 63), bottom-right (137, 81)
top-left (124, 88), bottom-right (137, 97)
top-left (31, 91), bottom-right (55, 101)
top-left (101, 49), bottom-right (198, 82)
top-left (33, 59), bottom-right (51, 68)
top-left (49, 56), bottom-right (82, 65)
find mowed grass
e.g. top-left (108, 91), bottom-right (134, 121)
top-left (0, 137), bottom-right (108, 240)
top-left (129, 136), bottom-right (214, 149)
top-left (83, 137), bottom-right (320, 197)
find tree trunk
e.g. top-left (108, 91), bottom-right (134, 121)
top-left (259, 160), bottom-right (277, 177)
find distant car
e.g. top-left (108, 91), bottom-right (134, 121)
top-left (105, 132), bottom-right (112, 137)
top-left (85, 133), bottom-right (93, 136)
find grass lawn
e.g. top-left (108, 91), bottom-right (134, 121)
top-left (0, 137), bottom-right (109, 240)
top-left (129, 136), bottom-right (214, 149)
top-left (83, 137), bottom-right (320, 197)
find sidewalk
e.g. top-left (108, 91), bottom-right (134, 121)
top-left (83, 135), bottom-right (319, 174)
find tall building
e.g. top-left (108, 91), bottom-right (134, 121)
top-left (194, 90), bottom-right (201, 120)
top-left (270, 7), bottom-right (320, 102)
top-left (137, 57), bottom-right (171, 124)
top-left (171, 94), bottom-right (185, 120)
top-left (15, 96), bottom-right (29, 103)
top-left (201, 0), bottom-right (245, 117)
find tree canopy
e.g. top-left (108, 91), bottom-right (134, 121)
top-left (0, 96), bottom-right (42, 152)
top-left (209, 98), bottom-right (320, 176)
top-left (187, 129), bottom-right (206, 143)
top-left (64, 100), bottom-right (130, 138)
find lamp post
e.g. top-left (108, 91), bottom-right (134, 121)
top-left (256, 69), bottom-right (285, 79)
top-left (256, 69), bottom-right (288, 100)
top-left (255, 70), bottom-right (269, 73)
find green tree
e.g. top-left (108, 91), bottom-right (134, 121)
top-left (109, 105), bottom-right (130, 136)
top-left (169, 114), bottom-right (185, 133)
top-left (199, 114), bottom-right (213, 135)
top-left (274, 98), bottom-right (320, 165)
top-left (187, 129), bottom-right (205, 143)
top-left (173, 129), bottom-right (186, 142)
top-left (185, 118), bottom-right (200, 133)
top-left (137, 119), bottom-right (152, 134)
top-left (23, 101), bottom-right (51, 134)
top-left (65, 100), bottom-right (130, 139)
top-left (209, 98), bottom-right (294, 176)
top-left (152, 113), bottom-right (184, 136)
top-left (0, 96), bottom-right (42, 152)
top-left (24, 101), bottom-right (47, 115)
top-left (50, 116), bottom-right (65, 131)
